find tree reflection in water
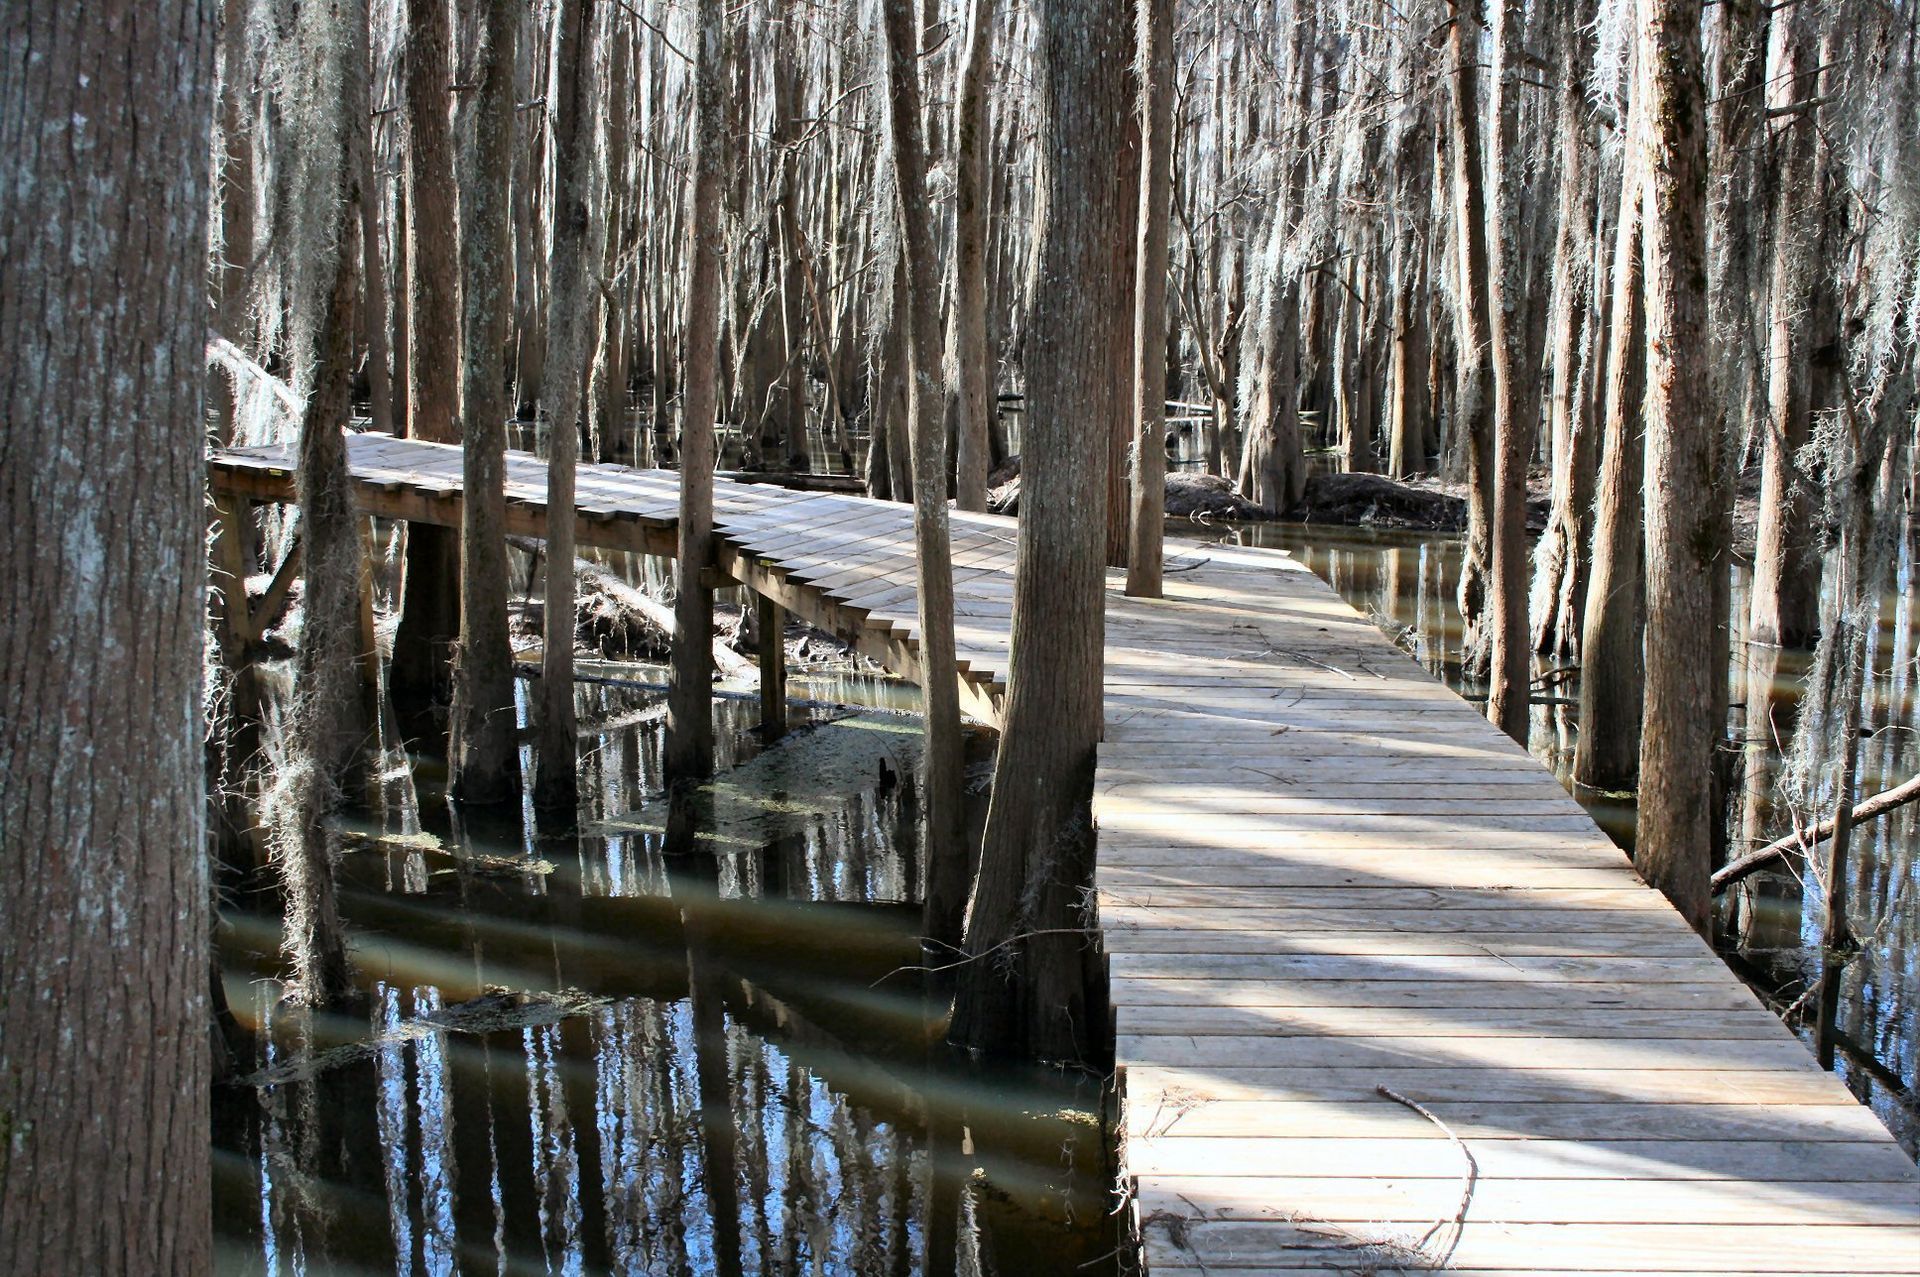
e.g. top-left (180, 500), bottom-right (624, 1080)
top-left (213, 683), bottom-right (1118, 1275)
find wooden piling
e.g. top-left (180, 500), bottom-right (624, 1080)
top-left (757, 593), bottom-right (787, 737)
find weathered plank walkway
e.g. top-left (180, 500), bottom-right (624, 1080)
top-left (212, 433), bottom-right (1920, 1274)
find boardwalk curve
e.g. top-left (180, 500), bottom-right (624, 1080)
top-left (211, 433), bottom-right (1920, 1273)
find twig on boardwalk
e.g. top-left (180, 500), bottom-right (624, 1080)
top-left (1377, 1085), bottom-right (1477, 1265)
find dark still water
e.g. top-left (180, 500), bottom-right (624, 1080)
top-left (1183, 521), bottom-right (1919, 1157)
top-left (213, 680), bottom-right (1118, 1275)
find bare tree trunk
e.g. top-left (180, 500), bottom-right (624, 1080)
top-left (1748, 7), bottom-right (1823, 652)
top-left (950, 0), bottom-right (996, 512)
top-left (950, 0), bottom-right (1129, 1063)
top-left (665, 0), bottom-right (726, 791)
top-left (452, 0), bottom-right (523, 805)
top-left (269, 0), bottom-right (392, 1016)
top-left (1444, 0), bottom-right (1496, 661)
top-left (1483, 0), bottom-right (1542, 740)
top-left (1530, 0), bottom-right (1600, 656)
top-left (534, 0), bottom-right (594, 818)
top-left (405, 0), bottom-right (462, 438)
top-left (1387, 82), bottom-right (1433, 480)
top-left (356, 103), bottom-right (397, 437)
top-left (392, 0), bottom-right (466, 743)
top-left (881, 0), bottom-right (968, 956)
top-left (1125, 0), bottom-right (1174, 598)
top-left (772, 2), bottom-right (809, 471)
top-left (1236, 1), bottom-right (1316, 513)
top-left (1706, 0), bottom-right (1768, 866)
top-left (211, 0), bottom-right (254, 444)
top-left (1573, 57), bottom-right (1649, 795)
top-left (0, 5), bottom-right (213, 1268)
top-left (1635, 0), bottom-right (1717, 932)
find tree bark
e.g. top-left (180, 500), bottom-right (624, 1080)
top-left (534, 0), bottom-right (595, 818)
top-left (950, 0), bottom-right (997, 512)
top-left (1573, 56), bottom-right (1649, 796)
top-left (665, 0), bottom-right (726, 792)
top-left (1387, 80), bottom-right (1433, 481)
top-left (1483, 0), bottom-right (1543, 741)
top-left (1443, 0), bottom-right (1497, 662)
top-left (1529, 0), bottom-right (1601, 657)
top-left (1236, 1), bottom-right (1316, 514)
top-left (1747, 6), bottom-right (1822, 652)
top-left (950, 0), bottom-right (1130, 1063)
top-left (392, 0), bottom-right (466, 744)
top-left (404, 0), bottom-right (462, 440)
top-left (0, 5), bottom-right (214, 1269)
top-left (1635, 0), bottom-right (1718, 932)
top-left (1125, 0), bottom-right (1174, 598)
top-left (881, 0), bottom-right (969, 956)
top-left (451, 0), bottom-right (524, 805)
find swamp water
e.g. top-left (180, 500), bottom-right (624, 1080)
top-left (1186, 521), bottom-right (1919, 1157)
top-left (213, 678), bottom-right (1120, 1275)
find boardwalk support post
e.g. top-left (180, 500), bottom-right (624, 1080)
top-left (757, 593), bottom-right (787, 737)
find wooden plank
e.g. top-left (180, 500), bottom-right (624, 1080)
top-left (1128, 1099), bottom-right (1895, 1143)
top-left (1119, 1065), bottom-right (1867, 1107)
top-left (1139, 1220), bottom-right (1920, 1272)
top-left (1116, 1004), bottom-right (1796, 1042)
top-left (1134, 1177), bottom-right (1920, 1226)
top-left (1101, 929), bottom-right (1711, 958)
top-left (1124, 1135), bottom-right (1919, 1182)
top-left (1108, 977), bottom-right (1757, 1011)
top-left (1118, 1033), bottom-right (1825, 1072)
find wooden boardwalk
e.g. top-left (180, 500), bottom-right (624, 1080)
top-left (211, 433), bottom-right (1920, 1274)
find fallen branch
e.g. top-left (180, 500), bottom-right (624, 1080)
top-left (1712, 770), bottom-right (1920, 893)
top-left (574, 558), bottom-right (754, 678)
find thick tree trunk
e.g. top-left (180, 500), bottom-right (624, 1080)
top-left (950, 0), bottom-right (1130, 1064)
top-left (534, 0), bottom-right (595, 818)
top-left (881, 0), bottom-right (969, 956)
top-left (1235, 1), bottom-right (1316, 514)
top-left (1125, 0), bottom-right (1174, 598)
top-left (1635, 0), bottom-right (1718, 932)
top-left (1573, 63), bottom-right (1649, 796)
top-left (0, 5), bottom-right (214, 1269)
top-left (451, 0), bottom-right (523, 805)
top-left (665, 0), bottom-right (726, 791)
